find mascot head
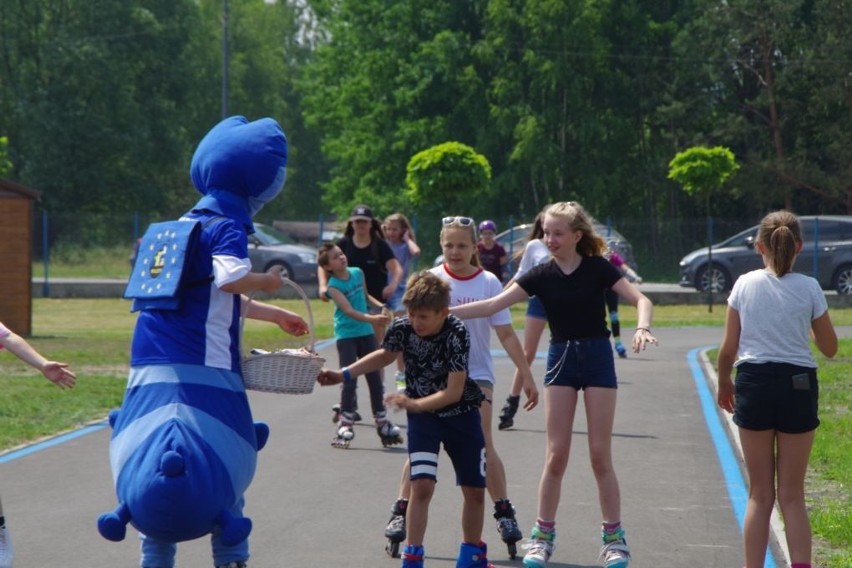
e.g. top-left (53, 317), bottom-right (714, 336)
top-left (190, 115), bottom-right (288, 233)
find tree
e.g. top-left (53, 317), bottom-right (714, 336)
top-left (668, 145), bottom-right (739, 307)
top-left (668, 146), bottom-right (739, 210)
top-left (0, 137), bottom-right (11, 176)
top-left (405, 141), bottom-right (491, 217)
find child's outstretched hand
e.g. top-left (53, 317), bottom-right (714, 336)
top-left (317, 369), bottom-right (343, 386)
top-left (384, 392), bottom-right (416, 412)
top-left (277, 311), bottom-right (309, 337)
top-left (370, 313), bottom-right (391, 326)
top-left (42, 361), bottom-right (76, 389)
top-left (632, 328), bottom-right (658, 352)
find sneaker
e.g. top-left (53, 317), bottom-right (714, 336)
top-left (522, 526), bottom-right (554, 567)
top-left (394, 370), bottom-right (406, 392)
top-left (0, 526), bottom-right (13, 568)
top-left (599, 527), bottom-right (630, 568)
top-left (614, 341), bottom-right (627, 359)
top-left (215, 562), bottom-right (247, 568)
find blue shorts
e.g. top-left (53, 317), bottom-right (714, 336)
top-left (407, 409), bottom-right (486, 487)
top-left (526, 296), bottom-right (546, 319)
top-left (734, 362), bottom-right (819, 433)
top-left (543, 337), bottom-right (617, 389)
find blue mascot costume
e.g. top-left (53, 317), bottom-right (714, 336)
top-left (98, 116), bottom-right (289, 568)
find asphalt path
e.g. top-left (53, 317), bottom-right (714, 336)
top-left (2, 327), bottom-right (771, 567)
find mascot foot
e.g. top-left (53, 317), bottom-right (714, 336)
top-left (97, 502), bottom-right (131, 542)
top-left (217, 510), bottom-right (252, 547)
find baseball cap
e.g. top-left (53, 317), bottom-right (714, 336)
top-left (350, 204), bottom-right (374, 221)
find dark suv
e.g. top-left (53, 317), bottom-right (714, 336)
top-left (678, 215), bottom-right (852, 294)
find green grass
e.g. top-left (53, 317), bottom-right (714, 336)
top-left (33, 244), bottom-right (135, 279)
top-left (3, 299), bottom-right (849, 566)
top-left (707, 344), bottom-right (852, 568)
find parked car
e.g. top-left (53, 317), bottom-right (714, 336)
top-left (248, 223), bottom-right (318, 282)
top-left (433, 220), bottom-right (637, 279)
top-left (678, 215), bottom-right (852, 294)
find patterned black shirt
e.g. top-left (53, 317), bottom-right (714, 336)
top-left (383, 314), bottom-right (483, 413)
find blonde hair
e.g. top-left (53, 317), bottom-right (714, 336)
top-left (403, 271), bottom-right (451, 311)
top-left (757, 210), bottom-right (802, 276)
top-left (384, 212), bottom-right (416, 241)
top-left (439, 217), bottom-right (481, 267)
top-left (544, 201), bottom-right (607, 257)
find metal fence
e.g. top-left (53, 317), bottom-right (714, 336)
top-left (31, 209), bottom-right (763, 282)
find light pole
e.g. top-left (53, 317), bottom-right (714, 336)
top-left (222, 0), bottom-right (230, 118)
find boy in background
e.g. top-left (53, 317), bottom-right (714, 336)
top-left (318, 271), bottom-right (494, 568)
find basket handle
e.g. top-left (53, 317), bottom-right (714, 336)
top-left (241, 276), bottom-right (317, 354)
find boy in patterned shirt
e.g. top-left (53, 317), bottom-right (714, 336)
top-left (317, 271), bottom-right (493, 568)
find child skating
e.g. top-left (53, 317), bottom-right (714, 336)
top-left (382, 215), bottom-right (538, 560)
top-left (318, 271), bottom-right (494, 568)
top-left (318, 242), bottom-right (402, 448)
top-left (452, 202), bottom-right (657, 568)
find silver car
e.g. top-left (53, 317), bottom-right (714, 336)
top-left (248, 223), bottom-right (318, 283)
top-left (678, 215), bottom-right (852, 293)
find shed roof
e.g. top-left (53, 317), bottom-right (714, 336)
top-left (0, 178), bottom-right (41, 200)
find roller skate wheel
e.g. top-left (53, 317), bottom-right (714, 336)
top-left (385, 539), bottom-right (400, 558)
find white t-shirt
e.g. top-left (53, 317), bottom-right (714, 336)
top-left (728, 269), bottom-right (827, 368)
top-left (514, 239), bottom-right (550, 279)
top-left (430, 264), bottom-right (511, 384)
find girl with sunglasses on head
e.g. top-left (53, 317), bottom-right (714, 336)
top-left (383, 215), bottom-right (538, 561)
top-left (450, 202), bottom-right (657, 568)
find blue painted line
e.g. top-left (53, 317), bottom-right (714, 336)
top-left (687, 347), bottom-right (777, 568)
top-left (0, 421), bottom-right (109, 464)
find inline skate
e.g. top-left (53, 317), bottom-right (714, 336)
top-left (331, 403), bottom-right (361, 424)
top-left (599, 526), bottom-right (630, 568)
top-left (401, 544), bottom-right (424, 568)
top-left (456, 541), bottom-right (494, 568)
top-left (331, 411), bottom-right (355, 449)
top-left (384, 498), bottom-right (407, 558)
top-left (493, 499), bottom-right (522, 559)
top-left (497, 395), bottom-right (520, 430)
top-left (375, 411), bottom-right (404, 447)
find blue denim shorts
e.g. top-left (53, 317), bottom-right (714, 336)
top-left (526, 295), bottom-right (546, 319)
top-left (543, 337), bottom-right (617, 390)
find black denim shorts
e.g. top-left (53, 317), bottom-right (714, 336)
top-left (733, 362), bottom-right (820, 433)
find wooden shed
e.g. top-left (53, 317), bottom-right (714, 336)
top-left (0, 178), bottom-right (40, 336)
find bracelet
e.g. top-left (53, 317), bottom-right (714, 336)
top-left (342, 368), bottom-right (352, 382)
top-left (635, 327), bottom-right (651, 333)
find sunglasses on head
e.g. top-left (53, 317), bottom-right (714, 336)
top-left (442, 216), bottom-right (474, 227)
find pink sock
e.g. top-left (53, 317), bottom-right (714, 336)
top-left (536, 518), bottom-right (555, 532)
top-left (602, 520), bottom-right (621, 533)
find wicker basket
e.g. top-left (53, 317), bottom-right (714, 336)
top-left (241, 278), bottom-right (325, 394)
